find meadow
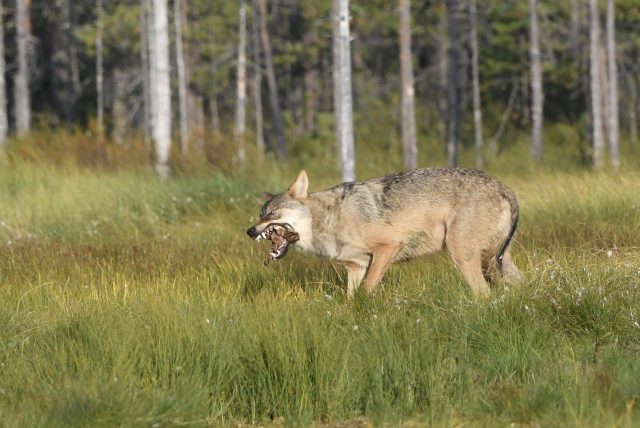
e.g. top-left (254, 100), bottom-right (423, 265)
top-left (0, 133), bottom-right (639, 427)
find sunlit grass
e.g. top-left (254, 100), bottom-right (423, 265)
top-left (0, 135), bottom-right (639, 426)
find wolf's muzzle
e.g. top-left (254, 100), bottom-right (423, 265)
top-left (246, 226), bottom-right (258, 238)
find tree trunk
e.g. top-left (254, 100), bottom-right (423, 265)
top-left (628, 72), bottom-right (637, 146)
top-left (398, 0), bottom-right (417, 170)
top-left (209, 96), bottom-right (220, 134)
top-left (469, 0), bottom-right (483, 169)
top-left (140, 0), bottom-right (152, 148)
top-left (606, 0), bottom-right (619, 169)
top-left (146, 0), bottom-right (157, 147)
top-left (530, 0), bottom-right (544, 161)
top-left (96, 0), bottom-right (104, 135)
top-left (437, 4), bottom-right (448, 146)
top-left (174, 0), bottom-right (189, 154)
top-left (332, 0), bottom-right (342, 156)
top-left (446, 0), bottom-right (460, 167)
top-left (336, 0), bottom-right (355, 182)
top-left (303, 67), bottom-right (318, 136)
top-left (14, 0), bottom-right (31, 135)
top-left (64, 0), bottom-right (80, 128)
top-left (152, 0), bottom-right (172, 177)
top-left (257, 0), bottom-right (286, 158)
top-left (234, 0), bottom-right (247, 167)
top-left (0, 0), bottom-right (7, 149)
top-left (251, 0), bottom-right (264, 158)
top-left (569, 0), bottom-right (581, 61)
top-left (112, 69), bottom-right (128, 144)
top-left (589, 0), bottom-right (604, 169)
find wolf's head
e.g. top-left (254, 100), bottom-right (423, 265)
top-left (246, 170), bottom-right (313, 258)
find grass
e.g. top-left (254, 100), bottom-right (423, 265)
top-left (0, 135), bottom-right (639, 427)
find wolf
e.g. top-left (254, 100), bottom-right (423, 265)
top-left (247, 168), bottom-right (522, 298)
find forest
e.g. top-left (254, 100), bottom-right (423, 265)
top-left (0, 0), bottom-right (639, 426)
top-left (0, 0), bottom-right (639, 172)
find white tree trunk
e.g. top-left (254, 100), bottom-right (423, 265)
top-left (0, 0), bottom-right (7, 149)
top-left (96, 0), bottom-right (104, 135)
top-left (140, 0), bottom-right (152, 147)
top-left (234, 0), bottom-right (247, 166)
top-left (589, 0), bottom-right (604, 169)
top-left (14, 0), bottom-right (31, 135)
top-left (446, 0), bottom-right (460, 167)
top-left (530, 0), bottom-right (544, 161)
top-left (336, 0), bottom-right (355, 182)
top-left (332, 0), bottom-right (342, 157)
top-left (251, 0), bottom-right (264, 159)
top-left (469, 0), bottom-right (483, 169)
top-left (606, 0), bottom-right (619, 169)
top-left (152, 0), bottom-right (172, 177)
top-left (174, 0), bottom-right (188, 154)
top-left (146, 0), bottom-right (157, 143)
top-left (398, 0), bottom-right (417, 170)
top-left (437, 6), bottom-right (448, 148)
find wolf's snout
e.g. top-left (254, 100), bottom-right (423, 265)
top-left (246, 226), bottom-right (258, 238)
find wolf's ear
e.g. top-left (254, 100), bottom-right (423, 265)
top-left (264, 192), bottom-right (275, 201)
top-left (288, 170), bottom-right (308, 199)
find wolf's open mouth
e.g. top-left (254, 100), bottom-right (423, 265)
top-left (255, 223), bottom-right (300, 262)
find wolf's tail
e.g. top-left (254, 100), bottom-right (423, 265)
top-left (496, 192), bottom-right (519, 269)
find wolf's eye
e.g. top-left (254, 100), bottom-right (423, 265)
top-left (269, 210), bottom-right (277, 216)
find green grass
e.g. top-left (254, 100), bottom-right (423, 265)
top-left (0, 137), bottom-right (639, 427)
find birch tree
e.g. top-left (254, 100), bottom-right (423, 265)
top-left (96, 0), bottom-right (104, 135)
top-left (589, 0), bottom-right (604, 169)
top-left (398, 0), bottom-right (417, 170)
top-left (234, 0), bottom-right (247, 166)
top-left (530, 0), bottom-right (544, 161)
top-left (0, 0), bottom-right (6, 149)
top-left (469, 0), bottom-right (483, 169)
top-left (14, 0), bottom-right (31, 135)
top-left (446, 0), bottom-right (461, 167)
top-left (140, 0), bottom-right (151, 145)
top-left (257, 0), bottom-right (286, 158)
top-left (606, 0), bottom-right (619, 169)
top-left (334, 0), bottom-right (355, 182)
top-left (437, 5), bottom-right (448, 146)
top-left (332, 0), bottom-right (342, 156)
top-left (251, 0), bottom-right (264, 158)
top-left (151, 0), bottom-right (172, 177)
top-left (174, 0), bottom-right (188, 154)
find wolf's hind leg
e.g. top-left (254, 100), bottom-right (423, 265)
top-left (453, 255), bottom-right (490, 298)
top-left (446, 234), bottom-right (490, 298)
top-left (345, 262), bottom-right (367, 298)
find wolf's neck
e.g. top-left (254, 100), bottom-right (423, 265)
top-left (302, 190), bottom-right (342, 258)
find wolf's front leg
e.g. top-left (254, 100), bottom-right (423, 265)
top-left (344, 262), bottom-right (367, 298)
top-left (364, 244), bottom-right (400, 294)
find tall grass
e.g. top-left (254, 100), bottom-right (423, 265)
top-left (0, 133), bottom-right (639, 426)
